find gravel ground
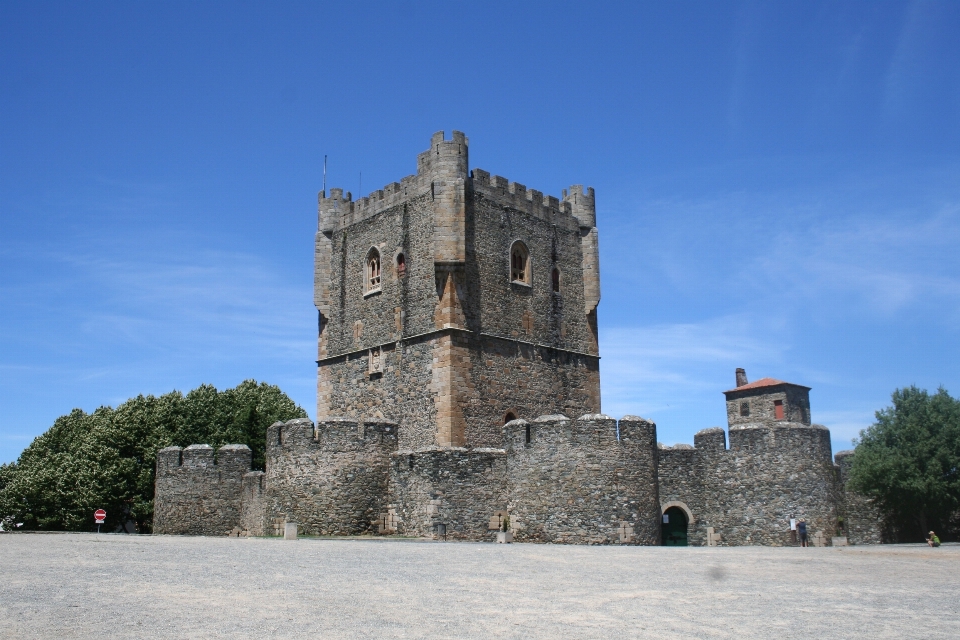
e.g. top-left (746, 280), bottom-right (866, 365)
top-left (1, 533), bottom-right (958, 639)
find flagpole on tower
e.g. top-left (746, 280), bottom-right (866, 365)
top-left (323, 155), bottom-right (327, 194)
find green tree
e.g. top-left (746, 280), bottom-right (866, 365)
top-left (0, 380), bottom-right (306, 533)
top-left (849, 386), bottom-right (960, 542)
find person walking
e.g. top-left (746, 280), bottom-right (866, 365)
top-left (797, 519), bottom-right (808, 547)
top-left (927, 531), bottom-right (941, 547)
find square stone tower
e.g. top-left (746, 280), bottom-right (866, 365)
top-left (723, 368), bottom-right (813, 427)
top-left (314, 131), bottom-right (601, 450)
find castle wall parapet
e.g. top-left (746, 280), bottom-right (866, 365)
top-left (390, 447), bottom-right (508, 540)
top-left (833, 450), bottom-right (883, 544)
top-left (263, 417), bottom-right (398, 536)
top-left (659, 420), bottom-right (839, 546)
top-left (153, 444), bottom-right (252, 535)
top-left (728, 421), bottom-right (832, 463)
top-left (317, 131), bottom-right (588, 237)
top-left (503, 414), bottom-right (659, 545)
top-left (694, 427), bottom-right (726, 451)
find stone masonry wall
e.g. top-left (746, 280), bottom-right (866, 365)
top-left (153, 444), bottom-right (251, 535)
top-left (319, 338), bottom-right (437, 451)
top-left (316, 331), bottom-right (600, 452)
top-left (657, 442), bottom-right (708, 546)
top-left (240, 471), bottom-right (266, 536)
top-left (726, 385), bottom-right (812, 427)
top-left (658, 424), bottom-right (840, 546)
top-left (468, 178), bottom-right (592, 355)
top-left (390, 448), bottom-right (508, 540)
top-left (316, 131), bottom-right (602, 450)
top-left (504, 414), bottom-right (660, 545)
top-left (452, 332), bottom-right (600, 449)
top-left (835, 450), bottom-right (883, 545)
top-left (262, 417), bottom-right (397, 536)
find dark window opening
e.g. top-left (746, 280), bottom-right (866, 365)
top-left (552, 268), bottom-right (560, 292)
top-left (740, 402), bottom-right (750, 417)
top-left (774, 400), bottom-right (785, 420)
top-left (366, 249), bottom-right (381, 292)
top-left (504, 411), bottom-right (517, 425)
top-left (525, 424), bottom-right (531, 444)
top-left (511, 243), bottom-right (529, 284)
top-left (396, 253), bottom-right (406, 277)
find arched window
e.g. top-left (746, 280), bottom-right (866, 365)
top-left (551, 267), bottom-right (561, 293)
top-left (396, 252), bottom-right (406, 277)
top-left (503, 411), bottom-right (517, 425)
top-left (510, 242), bottom-right (530, 284)
top-left (366, 248), bottom-right (381, 293)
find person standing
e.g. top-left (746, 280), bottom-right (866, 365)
top-left (797, 519), bottom-right (808, 547)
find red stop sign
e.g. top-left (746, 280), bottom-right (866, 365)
top-left (94, 509), bottom-right (106, 523)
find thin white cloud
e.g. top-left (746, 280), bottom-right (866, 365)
top-left (883, 0), bottom-right (927, 120)
top-left (56, 248), bottom-right (315, 360)
top-left (599, 315), bottom-right (783, 420)
top-left (757, 202), bottom-right (960, 318)
top-left (814, 409), bottom-right (878, 444)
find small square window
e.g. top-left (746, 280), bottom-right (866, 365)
top-left (740, 402), bottom-right (750, 417)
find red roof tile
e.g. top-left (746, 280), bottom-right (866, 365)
top-left (723, 377), bottom-right (810, 394)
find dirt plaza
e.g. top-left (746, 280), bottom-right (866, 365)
top-left (1, 533), bottom-right (958, 639)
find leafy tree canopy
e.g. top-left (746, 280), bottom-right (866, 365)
top-left (0, 380), bottom-right (306, 533)
top-left (849, 386), bottom-right (960, 541)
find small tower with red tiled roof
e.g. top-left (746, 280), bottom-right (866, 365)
top-left (723, 368), bottom-right (812, 428)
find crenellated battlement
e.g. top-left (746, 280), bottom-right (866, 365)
top-left (262, 417), bottom-right (396, 537)
top-left (694, 427), bottom-right (726, 451)
top-left (156, 444), bottom-right (252, 470)
top-left (660, 421), bottom-right (831, 459)
top-left (471, 169), bottom-right (582, 232)
top-left (265, 417), bottom-right (399, 456)
top-left (502, 413), bottom-right (660, 544)
top-left (728, 421), bottom-right (832, 459)
top-left (316, 132), bottom-right (591, 233)
top-left (153, 444), bottom-right (252, 536)
top-left (503, 414), bottom-right (658, 452)
top-left (563, 185), bottom-right (596, 229)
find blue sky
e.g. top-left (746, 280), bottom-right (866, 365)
top-left (2, 1), bottom-right (959, 463)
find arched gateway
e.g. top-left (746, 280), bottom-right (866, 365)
top-left (661, 502), bottom-right (694, 546)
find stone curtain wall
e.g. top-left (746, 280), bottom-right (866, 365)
top-left (261, 417), bottom-right (397, 536)
top-left (659, 424), bottom-right (842, 546)
top-left (240, 471), bottom-right (266, 536)
top-left (658, 444), bottom-right (708, 546)
top-left (504, 415), bottom-right (660, 545)
top-left (388, 414), bottom-right (659, 544)
top-left (389, 448), bottom-right (509, 540)
top-left (834, 451), bottom-right (883, 544)
top-left (150, 413), bottom-right (658, 544)
top-left (153, 444), bottom-right (252, 535)
top-left (154, 418), bottom-right (860, 546)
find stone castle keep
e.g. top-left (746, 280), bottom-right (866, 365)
top-left (154, 132), bottom-right (881, 545)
